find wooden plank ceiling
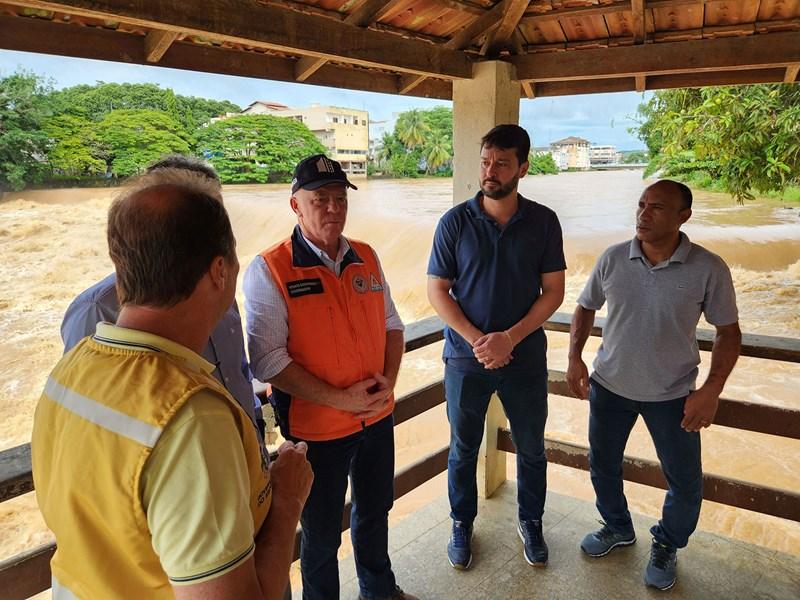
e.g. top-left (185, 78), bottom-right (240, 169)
top-left (0, 1), bottom-right (798, 99)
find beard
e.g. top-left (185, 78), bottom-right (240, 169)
top-left (480, 174), bottom-right (520, 199)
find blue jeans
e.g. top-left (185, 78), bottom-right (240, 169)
top-left (289, 415), bottom-right (396, 600)
top-left (588, 379), bottom-right (703, 549)
top-left (444, 365), bottom-right (549, 523)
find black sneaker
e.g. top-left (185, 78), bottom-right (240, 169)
top-left (644, 539), bottom-right (677, 591)
top-left (447, 520), bottom-right (473, 570)
top-left (580, 521), bottom-right (637, 557)
top-left (517, 520), bottom-right (548, 567)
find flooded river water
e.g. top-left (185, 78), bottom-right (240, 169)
top-left (1, 170), bottom-right (798, 562)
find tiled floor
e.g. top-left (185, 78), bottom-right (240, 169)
top-left (294, 482), bottom-right (800, 599)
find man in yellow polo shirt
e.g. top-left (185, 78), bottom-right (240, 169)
top-left (32, 171), bottom-right (313, 599)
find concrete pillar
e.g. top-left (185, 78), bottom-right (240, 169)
top-left (452, 61), bottom-right (519, 499)
top-left (477, 395), bottom-right (507, 499)
top-left (452, 60), bottom-right (521, 205)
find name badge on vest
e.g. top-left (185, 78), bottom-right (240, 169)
top-left (286, 278), bottom-right (324, 298)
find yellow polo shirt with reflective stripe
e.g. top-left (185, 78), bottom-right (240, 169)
top-left (32, 323), bottom-right (271, 599)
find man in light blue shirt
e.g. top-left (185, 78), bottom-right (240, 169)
top-left (60, 155), bottom-right (263, 431)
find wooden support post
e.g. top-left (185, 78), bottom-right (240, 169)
top-left (521, 79), bottom-right (536, 98)
top-left (635, 73), bottom-right (646, 91)
top-left (785, 64), bottom-right (800, 83)
top-left (477, 395), bottom-right (507, 499)
top-left (144, 29), bottom-right (177, 63)
top-left (295, 56), bottom-right (327, 81)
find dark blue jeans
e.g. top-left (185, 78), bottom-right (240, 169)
top-left (290, 415), bottom-right (396, 600)
top-left (588, 379), bottom-right (703, 549)
top-left (444, 365), bottom-right (549, 523)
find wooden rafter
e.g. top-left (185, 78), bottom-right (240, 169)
top-left (402, 0), bottom-right (512, 93)
top-left (631, 0), bottom-right (646, 44)
top-left (295, 0), bottom-right (402, 81)
top-left (484, 0), bottom-right (530, 57)
top-left (0, 0), bottom-right (472, 79)
top-left (522, 0), bottom-right (717, 26)
top-left (143, 29), bottom-right (177, 63)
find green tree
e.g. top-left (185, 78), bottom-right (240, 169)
top-left (622, 150), bottom-right (648, 164)
top-left (196, 115), bottom-right (325, 183)
top-left (48, 82), bottom-right (240, 132)
top-left (424, 133), bottom-right (452, 174)
top-left (44, 114), bottom-right (106, 177)
top-left (633, 84), bottom-right (800, 201)
top-left (96, 109), bottom-right (192, 177)
top-left (0, 71), bottom-right (52, 190)
top-left (395, 109), bottom-right (430, 148)
top-left (527, 153), bottom-right (559, 175)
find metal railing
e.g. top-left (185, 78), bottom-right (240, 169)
top-left (1, 313), bottom-right (798, 599)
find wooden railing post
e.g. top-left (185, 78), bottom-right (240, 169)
top-left (478, 394), bottom-right (507, 498)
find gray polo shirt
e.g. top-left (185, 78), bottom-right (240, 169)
top-left (578, 233), bottom-right (738, 402)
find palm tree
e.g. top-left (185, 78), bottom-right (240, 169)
top-left (424, 133), bottom-right (452, 174)
top-left (395, 109), bottom-right (430, 149)
top-left (374, 131), bottom-right (395, 167)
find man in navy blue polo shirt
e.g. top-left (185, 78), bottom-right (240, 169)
top-left (427, 124), bottom-right (566, 570)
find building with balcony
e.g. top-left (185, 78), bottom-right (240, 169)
top-left (549, 136), bottom-right (591, 170)
top-left (243, 101), bottom-right (369, 177)
top-left (590, 144), bottom-right (623, 166)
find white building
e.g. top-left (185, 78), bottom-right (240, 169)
top-left (242, 101), bottom-right (369, 177)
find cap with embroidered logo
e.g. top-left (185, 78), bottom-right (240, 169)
top-left (291, 154), bottom-right (358, 194)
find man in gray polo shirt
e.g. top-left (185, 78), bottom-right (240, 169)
top-left (566, 180), bottom-right (741, 591)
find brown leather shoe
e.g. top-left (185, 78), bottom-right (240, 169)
top-left (359, 586), bottom-right (420, 600)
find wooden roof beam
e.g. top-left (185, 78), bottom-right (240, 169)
top-left (529, 68), bottom-right (791, 97)
top-left (2, 0), bottom-right (472, 79)
top-left (511, 31), bottom-right (800, 81)
top-left (295, 0), bottom-right (400, 81)
top-left (0, 14), bottom-right (453, 99)
top-left (484, 0), bottom-right (530, 57)
top-left (144, 29), bottom-right (178, 63)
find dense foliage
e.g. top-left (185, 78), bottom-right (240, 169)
top-left (196, 115), bottom-right (326, 184)
top-left (0, 71), bottom-right (52, 190)
top-left (373, 107), bottom-right (453, 177)
top-left (633, 84), bottom-right (800, 201)
top-left (0, 72), bottom-right (330, 190)
top-left (527, 153), bottom-right (559, 175)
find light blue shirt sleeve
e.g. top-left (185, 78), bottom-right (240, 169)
top-left (61, 274), bottom-right (120, 353)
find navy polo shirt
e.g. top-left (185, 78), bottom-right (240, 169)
top-left (427, 193), bottom-right (566, 373)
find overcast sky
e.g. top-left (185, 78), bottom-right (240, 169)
top-left (2, 49), bottom-right (649, 150)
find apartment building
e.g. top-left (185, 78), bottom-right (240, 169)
top-left (243, 101), bottom-right (369, 177)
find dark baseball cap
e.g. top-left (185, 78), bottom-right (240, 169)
top-left (291, 154), bottom-right (358, 194)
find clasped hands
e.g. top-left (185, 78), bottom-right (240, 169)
top-left (473, 331), bottom-right (514, 370)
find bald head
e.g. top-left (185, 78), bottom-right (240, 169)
top-left (641, 179), bottom-right (693, 210)
top-left (107, 183), bottom-right (236, 307)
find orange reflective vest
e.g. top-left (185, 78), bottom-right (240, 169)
top-left (260, 227), bottom-right (392, 441)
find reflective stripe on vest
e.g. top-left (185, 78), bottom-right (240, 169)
top-left (44, 377), bottom-right (162, 448)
